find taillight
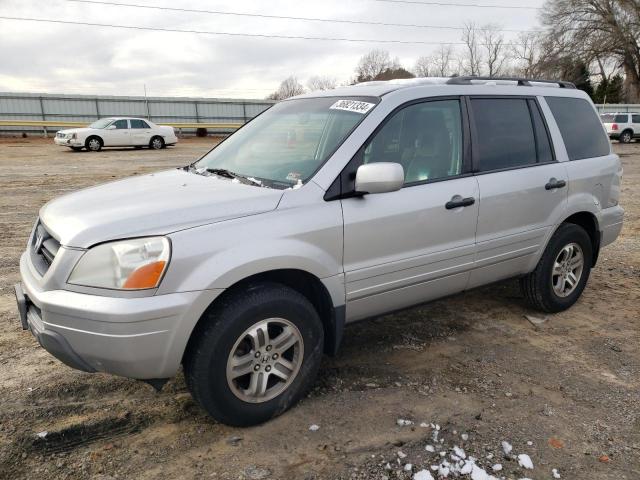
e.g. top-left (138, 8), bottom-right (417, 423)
top-left (612, 123), bottom-right (619, 131)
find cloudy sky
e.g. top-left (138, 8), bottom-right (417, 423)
top-left (0, 0), bottom-right (544, 99)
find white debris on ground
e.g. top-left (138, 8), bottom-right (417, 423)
top-left (36, 431), bottom-right (48, 439)
top-left (368, 422), bottom-right (551, 480)
top-left (517, 453), bottom-right (534, 469)
top-left (552, 468), bottom-right (561, 478)
top-left (413, 470), bottom-right (435, 480)
top-left (397, 418), bottom-right (414, 426)
top-left (501, 440), bottom-right (513, 455)
top-left (308, 424), bottom-right (320, 431)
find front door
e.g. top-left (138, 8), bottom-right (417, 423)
top-left (103, 119), bottom-right (131, 146)
top-left (467, 97), bottom-right (568, 288)
top-left (341, 98), bottom-right (479, 321)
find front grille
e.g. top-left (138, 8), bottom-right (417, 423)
top-left (30, 220), bottom-right (60, 275)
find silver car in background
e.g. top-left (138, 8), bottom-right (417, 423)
top-left (16, 77), bottom-right (624, 426)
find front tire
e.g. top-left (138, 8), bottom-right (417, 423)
top-left (619, 130), bottom-right (633, 143)
top-left (521, 223), bottom-right (592, 313)
top-left (85, 136), bottom-right (102, 152)
top-left (184, 282), bottom-right (324, 426)
top-left (70, 146), bottom-right (83, 152)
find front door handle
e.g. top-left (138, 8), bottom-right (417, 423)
top-left (445, 196), bottom-right (475, 209)
top-left (545, 178), bottom-right (566, 190)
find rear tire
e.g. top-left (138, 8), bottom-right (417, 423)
top-left (521, 223), bottom-right (592, 313)
top-left (619, 130), bottom-right (633, 143)
top-left (149, 136), bottom-right (164, 150)
top-left (184, 282), bottom-right (324, 426)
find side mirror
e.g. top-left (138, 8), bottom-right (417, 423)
top-left (107, 124), bottom-right (117, 130)
top-left (355, 162), bottom-right (404, 195)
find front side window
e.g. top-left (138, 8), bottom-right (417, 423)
top-left (471, 98), bottom-right (537, 171)
top-left (633, 115), bottom-right (640, 123)
top-left (194, 96), bottom-right (378, 188)
top-left (545, 97), bottom-right (610, 160)
top-left (362, 99), bottom-right (463, 184)
top-left (113, 119), bottom-right (129, 129)
top-left (130, 119), bottom-right (150, 129)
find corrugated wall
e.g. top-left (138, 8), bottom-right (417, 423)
top-left (0, 92), bottom-right (275, 133)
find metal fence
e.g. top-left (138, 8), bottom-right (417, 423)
top-left (595, 104), bottom-right (640, 113)
top-left (0, 92), bottom-right (275, 135)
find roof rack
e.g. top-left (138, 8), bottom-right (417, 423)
top-left (446, 76), bottom-right (576, 89)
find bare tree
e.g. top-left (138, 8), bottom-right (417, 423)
top-left (540, 0), bottom-right (640, 102)
top-left (511, 31), bottom-right (544, 77)
top-left (414, 56), bottom-right (432, 77)
top-left (461, 23), bottom-right (482, 76)
top-left (480, 24), bottom-right (509, 77)
top-left (266, 76), bottom-right (305, 100)
top-left (355, 49), bottom-right (393, 82)
top-left (307, 76), bottom-right (337, 91)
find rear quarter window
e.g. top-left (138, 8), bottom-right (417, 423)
top-left (545, 97), bottom-right (610, 160)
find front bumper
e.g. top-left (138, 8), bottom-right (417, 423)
top-left (54, 136), bottom-right (83, 147)
top-left (18, 251), bottom-right (222, 379)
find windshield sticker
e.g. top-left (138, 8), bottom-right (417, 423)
top-left (286, 172), bottom-right (302, 182)
top-left (329, 99), bottom-right (375, 114)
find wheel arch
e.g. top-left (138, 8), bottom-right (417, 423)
top-left (561, 211), bottom-right (600, 266)
top-left (183, 269), bottom-right (345, 364)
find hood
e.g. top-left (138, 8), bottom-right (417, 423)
top-left (58, 128), bottom-right (94, 135)
top-left (40, 169), bottom-right (284, 248)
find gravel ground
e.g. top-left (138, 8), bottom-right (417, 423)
top-left (0, 137), bottom-right (638, 480)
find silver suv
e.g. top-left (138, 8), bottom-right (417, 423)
top-left (15, 77), bottom-right (624, 426)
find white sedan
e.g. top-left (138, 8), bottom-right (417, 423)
top-left (54, 117), bottom-right (178, 152)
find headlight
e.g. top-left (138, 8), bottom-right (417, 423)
top-left (68, 237), bottom-right (170, 290)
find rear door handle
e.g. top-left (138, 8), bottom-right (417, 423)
top-left (445, 196), bottom-right (475, 209)
top-left (545, 178), bottom-right (566, 190)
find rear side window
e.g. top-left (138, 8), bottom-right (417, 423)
top-left (633, 115), bottom-right (640, 123)
top-left (130, 119), bottom-right (150, 129)
top-left (615, 114), bottom-right (629, 123)
top-left (471, 98), bottom-right (537, 171)
top-left (545, 97), bottom-right (610, 160)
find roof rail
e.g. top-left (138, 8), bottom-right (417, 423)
top-left (446, 76), bottom-right (576, 89)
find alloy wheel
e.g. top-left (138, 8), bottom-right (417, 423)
top-left (226, 318), bottom-right (303, 403)
top-left (551, 242), bottom-right (584, 297)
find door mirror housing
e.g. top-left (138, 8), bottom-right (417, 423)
top-left (355, 162), bottom-right (404, 195)
top-left (106, 124), bottom-right (117, 130)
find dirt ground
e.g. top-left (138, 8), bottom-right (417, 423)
top-left (0, 136), bottom-right (638, 480)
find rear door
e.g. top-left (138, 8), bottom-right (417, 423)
top-left (467, 96), bottom-right (568, 288)
top-left (341, 97), bottom-right (479, 321)
top-left (130, 119), bottom-right (153, 145)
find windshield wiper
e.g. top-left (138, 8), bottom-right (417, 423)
top-left (206, 168), bottom-right (264, 187)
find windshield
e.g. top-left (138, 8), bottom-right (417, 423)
top-left (89, 118), bottom-right (115, 129)
top-left (193, 96), bottom-right (378, 188)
